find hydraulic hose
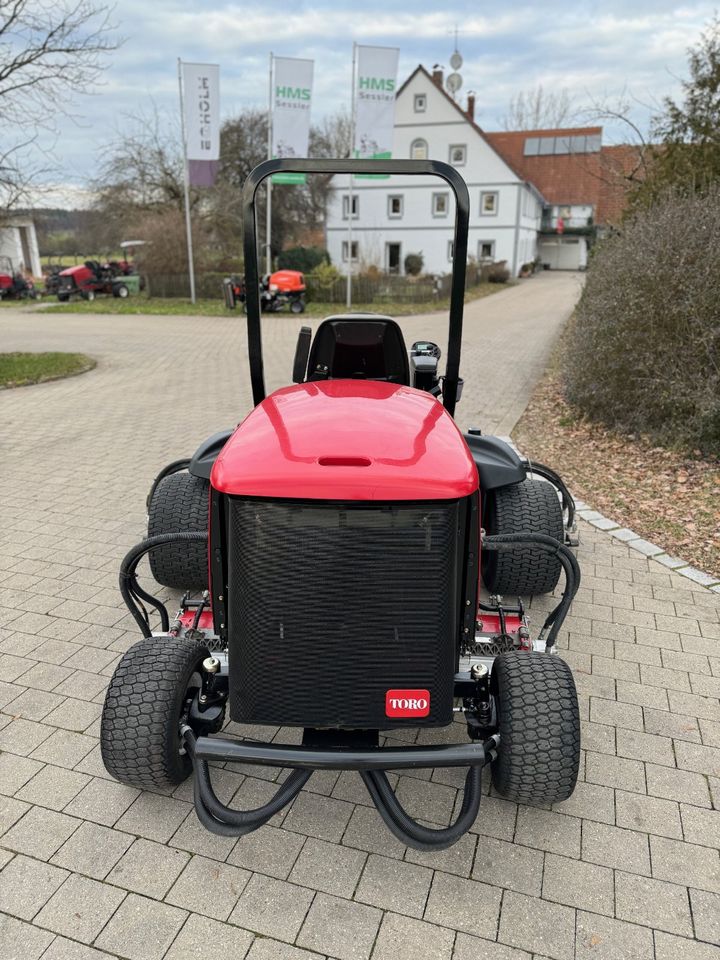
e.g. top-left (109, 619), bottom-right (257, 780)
top-left (522, 460), bottom-right (576, 530)
top-left (482, 533), bottom-right (581, 649)
top-left (361, 764), bottom-right (484, 851)
top-left (145, 459), bottom-right (191, 510)
top-left (119, 532), bottom-right (208, 637)
top-left (183, 728), bottom-right (311, 836)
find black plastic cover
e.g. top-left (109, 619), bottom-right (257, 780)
top-left (463, 434), bottom-right (526, 491)
top-left (188, 429), bottom-right (234, 480)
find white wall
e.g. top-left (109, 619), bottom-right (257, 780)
top-left (0, 220), bottom-right (41, 276)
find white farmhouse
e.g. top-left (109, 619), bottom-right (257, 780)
top-left (326, 65), bottom-right (544, 277)
top-left (0, 216), bottom-right (42, 276)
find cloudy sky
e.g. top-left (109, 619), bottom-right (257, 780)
top-left (24, 0), bottom-right (718, 204)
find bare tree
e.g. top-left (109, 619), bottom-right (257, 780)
top-left (500, 85), bottom-right (575, 131)
top-left (0, 0), bottom-right (118, 210)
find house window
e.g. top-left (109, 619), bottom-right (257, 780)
top-left (411, 138), bottom-right (428, 160)
top-left (414, 93), bottom-right (426, 112)
top-left (342, 195), bottom-right (359, 219)
top-left (388, 195), bottom-right (403, 218)
top-left (449, 144), bottom-right (466, 166)
top-left (342, 241), bottom-right (359, 262)
top-left (524, 137), bottom-right (540, 156)
top-left (432, 192), bottom-right (449, 217)
top-left (478, 240), bottom-right (495, 260)
top-left (480, 191), bottom-right (498, 215)
top-left (448, 240), bottom-right (454, 262)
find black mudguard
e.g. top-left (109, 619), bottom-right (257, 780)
top-left (463, 433), bottom-right (526, 491)
top-left (188, 429), bottom-right (234, 480)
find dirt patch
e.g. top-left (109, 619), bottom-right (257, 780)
top-left (513, 367), bottom-right (720, 580)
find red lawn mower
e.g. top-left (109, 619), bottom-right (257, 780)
top-left (101, 158), bottom-right (580, 851)
top-left (0, 256), bottom-right (38, 300)
top-left (224, 268), bottom-right (306, 314)
top-left (56, 260), bottom-right (134, 301)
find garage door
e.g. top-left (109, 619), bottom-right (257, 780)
top-left (538, 238), bottom-right (584, 270)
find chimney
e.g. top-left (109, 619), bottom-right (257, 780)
top-left (466, 92), bottom-right (476, 123)
top-left (432, 64), bottom-right (444, 88)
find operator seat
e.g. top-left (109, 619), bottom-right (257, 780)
top-left (306, 314), bottom-right (410, 385)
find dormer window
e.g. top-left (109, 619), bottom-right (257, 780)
top-left (414, 94), bottom-right (426, 112)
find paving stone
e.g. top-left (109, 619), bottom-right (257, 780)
top-left (281, 790), bottom-right (354, 842)
top-left (1, 687), bottom-right (65, 720)
top-left (674, 741), bottom-right (720, 778)
top-left (0, 717), bottom-right (53, 755)
top-left (28, 728), bottom-right (97, 768)
top-left (94, 892), bottom-right (187, 960)
top-left (470, 834), bottom-right (543, 895)
top-left (1, 804), bottom-right (79, 859)
top-left (0, 912), bottom-right (55, 960)
top-left (553, 780), bottom-right (615, 825)
top-left (16, 763), bottom-right (90, 810)
top-left (405, 827), bottom-right (476, 877)
top-left (0, 751), bottom-right (43, 794)
top-left (35, 872), bottom-right (126, 943)
top-left (165, 913), bottom-right (255, 960)
top-left (646, 764), bottom-right (712, 808)
top-left (514, 806), bottom-right (581, 858)
top-left (643, 708), bottom-right (700, 743)
top-left (575, 911), bottom-right (654, 960)
top-left (0, 852), bottom-right (68, 919)
top-left (649, 834), bottom-right (720, 893)
top-left (615, 871), bottom-right (693, 936)
top-left (453, 935), bottom-right (532, 960)
top-left (40, 937), bottom-right (118, 960)
top-left (289, 836), bottom-right (366, 899)
top-left (578, 721), bottom-right (616, 756)
top-left (372, 912), bottom-right (454, 960)
top-left (106, 836), bottom-right (190, 898)
top-left (166, 854), bottom-right (250, 920)
top-left (616, 790), bottom-right (682, 839)
top-left (590, 697), bottom-right (644, 731)
top-left (541, 851), bottom-right (614, 915)
top-left (616, 728), bottom-right (675, 767)
top-left (654, 932), bottom-right (720, 960)
top-left (582, 820), bottom-right (650, 875)
top-left (298, 892), bottom-right (382, 960)
top-left (352, 852), bottom-right (431, 918)
top-left (229, 872), bottom-right (314, 943)
top-left (168, 807), bottom-right (238, 862)
top-left (689, 888), bottom-right (720, 946)
top-left (341, 804), bottom-right (407, 859)
top-left (640, 665), bottom-right (689, 692)
top-left (227, 824), bottom-right (305, 879)
top-left (391, 776), bottom-right (457, 826)
top-left (669, 690), bottom-right (720, 722)
top-left (51, 820), bottom-right (134, 879)
top-left (64, 776), bottom-right (140, 827)
top-left (680, 804), bottom-right (720, 848)
top-left (0, 794), bottom-right (30, 835)
top-left (585, 752), bottom-right (646, 793)
top-left (497, 891), bottom-right (575, 960)
top-left (424, 870), bottom-right (501, 937)
top-left (245, 940), bottom-right (322, 960)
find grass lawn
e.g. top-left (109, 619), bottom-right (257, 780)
top-left (0, 352), bottom-right (96, 388)
top-left (38, 282), bottom-right (506, 318)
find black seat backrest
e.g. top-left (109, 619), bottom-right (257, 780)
top-left (306, 315), bottom-right (410, 385)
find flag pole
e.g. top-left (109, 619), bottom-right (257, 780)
top-left (177, 58), bottom-right (196, 304)
top-left (346, 41), bottom-right (357, 309)
top-left (266, 51), bottom-right (273, 276)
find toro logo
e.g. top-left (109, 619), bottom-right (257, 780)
top-left (385, 689), bottom-right (430, 718)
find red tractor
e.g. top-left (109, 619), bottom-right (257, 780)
top-left (101, 159), bottom-right (580, 851)
top-left (224, 268), bottom-right (306, 313)
top-left (0, 256), bottom-right (38, 300)
top-left (56, 260), bottom-right (134, 301)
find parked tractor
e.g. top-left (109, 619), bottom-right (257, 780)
top-left (101, 159), bottom-right (580, 852)
top-left (0, 256), bottom-right (38, 300)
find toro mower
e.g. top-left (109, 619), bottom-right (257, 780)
top-left (101, 158), bottom-right (580, 851)
top-left (56, 260), bottom-right (134, 301)
top-left (0, 257), bottom-right (38, 300)
top-left (224, 268), bottom-right (306, 313)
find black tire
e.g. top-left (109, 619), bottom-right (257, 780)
top-left (57, 293), bottom-right (69, 302)
top-left (148, 472), bottom-right (209, 590)
top-left (115, 283), bottom-right (129, 298)
top-left (82, 289), bottom-right (96, 301)
top-left (482, 480), bottom-right (564, 595)
top-left (290, 299), bottom-right (304, 314)
top-left (491, 651), bottom-right (580, 805)
top-left (101, 635), bottom-right (217, 789)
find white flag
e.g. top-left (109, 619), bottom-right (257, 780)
top-left (272, 57), bottom-right (314, 184)
top-left (354, 46), bottom-right (399, 161)
top-left (181, 62), bottom-right (220, 187)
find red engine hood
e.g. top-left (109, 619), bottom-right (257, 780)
top-left (211, 380), bottom-right (478, 501)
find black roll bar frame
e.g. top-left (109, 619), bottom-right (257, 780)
top-left (241, 158), bottom-right (471, 417)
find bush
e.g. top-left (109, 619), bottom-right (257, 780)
top-left (563, 189), bottom-right (720, 454)
top-left (277, 246), bottom-right (329, 273)
top-left (404, 252), bottom-right (424, 276)
top-left (488, 261), bottom-right (510, 283)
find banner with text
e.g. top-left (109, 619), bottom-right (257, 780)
top-left (272, 56), bottom-right (314, 184)
top-left (354, 45), bottom-right (399, 178)
top-left (182, 62), bottom-right (220, 187)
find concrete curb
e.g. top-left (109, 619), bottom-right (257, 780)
top-left (496, 436), bottom-right (720, 593)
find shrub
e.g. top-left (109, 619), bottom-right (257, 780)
top-left (277, 246), bottom-right (329, 273)
top-left (404, 252), bottom-right (424, 276)
top-left (563, 188), bottom-right (720, 454)
top-left (488, 261), bottom-right (510, 283)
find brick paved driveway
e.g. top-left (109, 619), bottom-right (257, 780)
top-left (1, 273), bottom-right (718, 960)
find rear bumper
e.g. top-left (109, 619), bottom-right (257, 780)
top-left (192, 734), bottom-right (493, 770)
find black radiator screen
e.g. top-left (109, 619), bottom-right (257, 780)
top-left (226, 498), bottom-right (462, 728)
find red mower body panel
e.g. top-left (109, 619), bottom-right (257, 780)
top-left (269, 269), bottom-right (305, 293)
top-left (211, 380), bottom-right (478, 501)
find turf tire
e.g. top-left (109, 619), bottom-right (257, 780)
top-left (491, 651), bottom-right (580, 805)
top-left (148, 471), bottom-right (209, 590)
top-left (101, 635), bottom-right (218, 789)
top-left (482, 479), bottom-right (564, 595)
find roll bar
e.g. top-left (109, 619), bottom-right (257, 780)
top-left (242, 158), bottom-right (470, 416)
